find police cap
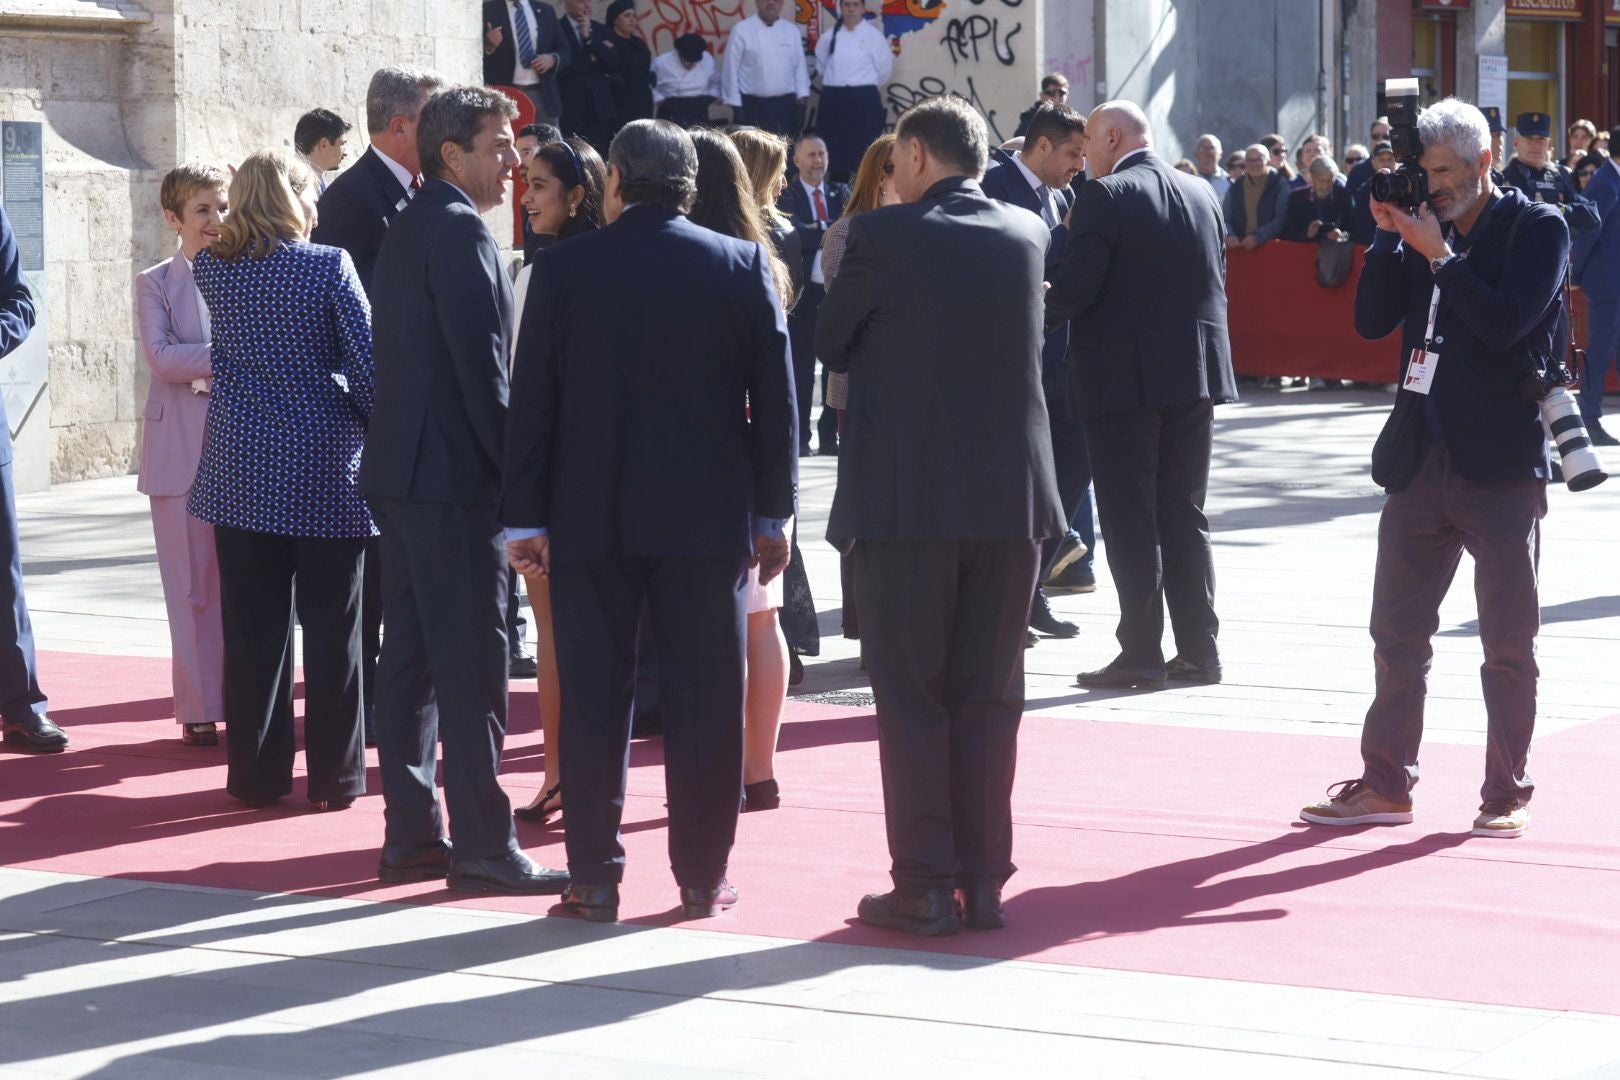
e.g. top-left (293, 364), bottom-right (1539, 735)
top-left (1516, 112), bottom-right (1552, 138)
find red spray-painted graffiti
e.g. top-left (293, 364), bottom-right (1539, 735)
top-left (643, 0), bottom-right (750, 57)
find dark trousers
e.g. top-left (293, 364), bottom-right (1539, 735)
top-left (1361, 443), bottom-right (1546, 804)
top-left (361, 536), bottom-right (381, 735)
top-left (0, 457), bottom-right (46, 722)
top-left (854, 538), bottom-right (1039, 896)
top-left (550, 555), bottom-right (748, 887)
top-left (816, 84), bottom-right (885, 180)
top-left (657, 96), bottom-right (712, 129)
top-left (370, 499), bottom-right (514, 861)
top-left (789, 283), bottom-right (830, 450)
top-left (1581, 292), bottom-right (1620, 421)
top-left (738, 93), bottom-right (799, 138)
top-left (506, 566), bottom-right (527, 657)
top-left (1086, 398), bottom-right (1219, 667)
top-left (213, 525), bottom-right (365, 804)
top-left (1040, 405), bottom-right (1096, 578)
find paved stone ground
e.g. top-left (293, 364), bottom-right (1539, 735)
top-left (5, 387), bottom-right (1620, 1078)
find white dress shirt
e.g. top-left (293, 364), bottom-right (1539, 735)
top-left (813, 17), bottom-right (893, 88)
top-left (372, 145), bottom-right (420, 211)
top-left (1012, 153), bottom-right (1061, 227)
top-left (721, 15), bottom-right (810, 106)
top-left (651, 50), bottom-right (721, 103)
top-left (502, 0), bottom-right (543, 86)
top-left (179, 253), bottom-right (212, 394)
top-left (800, 178), bottom-right (831, 284)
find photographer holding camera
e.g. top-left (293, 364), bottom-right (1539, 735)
top-left (1300, 96), bottom-right (1566, 840)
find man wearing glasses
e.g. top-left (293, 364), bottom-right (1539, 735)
top-left (1015, 73), bottom-right (1070, 138)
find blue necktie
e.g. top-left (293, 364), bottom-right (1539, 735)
top-left (511, 1), bottom-right (538, 68)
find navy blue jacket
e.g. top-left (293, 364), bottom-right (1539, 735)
top-left (777, 179), bottom-right (849, 282)
top-left (361, 180), bottom-right (512, 507)
top-left (501, 206), bottom-right (796, 565)
top-left (0, 203), bottom-right (36, 465)
top-left (1282, 180), bottom-right (1352, 241)
top-left (1573, 159), bottom-right (1620, 302)
top-left (309, 146), bottom-right (412, 294)
top-left (1355, 186), bottom-right (1566, 485)
top-left (981, 157), bottom-right (1073, 406)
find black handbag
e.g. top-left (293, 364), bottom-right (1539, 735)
top-left (1315, 237), bottom-right (1355, 289)
top-left (1370, 385), bottom-right (1427, 490)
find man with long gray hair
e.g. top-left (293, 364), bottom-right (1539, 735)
top-left (1302, 97), bottom-right (1567, 840)
top-left (503, 119), bottom-right (797, 924)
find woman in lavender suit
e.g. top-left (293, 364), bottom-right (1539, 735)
top-left (134, 164), bottom-right (230, 747)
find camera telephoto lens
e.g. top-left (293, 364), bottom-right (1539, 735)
top-left (1541, 385), bottom-right (1609, 491)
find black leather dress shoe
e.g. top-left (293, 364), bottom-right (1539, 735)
top-left (508, 652), bottom-right (539, 679)
top-left (1165, 655), bottom-right (1223, 684)
top-left (552, 883), bottom-right (620, 923)
top-left (1076, 660), bottom-right (1167, 689)
top-left (2, 713), bottom-right (68, 753)
top-left (378, 839), bottom-right (451, 883)
top-left (956, 880), bottom-right (1006, 930)
top-left (1589, 419), bottom-right (1620, 447)
top-left (742, 778), bottom-right (780, 812)
top-left (856, 887), bottom-right (961, 937)
top-left (1029, 592), bottom-right (1079, 639)
top-left (448, 851), bottom-right (570, 895)
top-left (679, 880), bottom-right (739, 919)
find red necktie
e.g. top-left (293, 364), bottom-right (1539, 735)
top-left (410, 175), bottom-right (422, 193)
top-left (813, 187), bottom-right (827, 222)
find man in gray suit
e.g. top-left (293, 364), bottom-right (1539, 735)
top-left (1046, 101), bottom-right (1237, 690)
top-left (816, 96), bottom-right (1064, 937)
top-left (362, 86), bottom-right (568, 896)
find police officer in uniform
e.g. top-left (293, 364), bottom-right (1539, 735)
top-left (1503, 112), bottom-right (1600, 233)
top-left (1482, 106), bottom-right (1506, 188)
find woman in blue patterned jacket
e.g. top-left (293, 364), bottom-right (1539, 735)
top-left (191, 150), bottom-right (374, 811)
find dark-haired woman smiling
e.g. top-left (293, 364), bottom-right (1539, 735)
top-left (510, 136), bottom-right (606, 825)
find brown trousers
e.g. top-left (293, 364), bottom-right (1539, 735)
top-left (1360, 442), bottom-right (1547, 805)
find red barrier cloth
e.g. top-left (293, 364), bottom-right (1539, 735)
top-left (1225, 241), bottom-right (1399, 382)
top-left (1227, 241), bottom-right (1620, 389)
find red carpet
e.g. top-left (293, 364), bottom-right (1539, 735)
top-left (5, 650), bottom-right (1620, 1016)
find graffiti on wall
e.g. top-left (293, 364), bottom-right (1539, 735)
top-left (886, 73), bottom-right (1004, 142)
top-left (643, 0), bottom-right (749, 57)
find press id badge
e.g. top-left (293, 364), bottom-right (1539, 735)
top-left (1403, 347), bottom-right (1440, 395)
top-left (1402, 283), bottom-right (1442, 396)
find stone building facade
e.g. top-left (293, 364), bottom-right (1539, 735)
top-left (2, 0), bottom-right (1352, 493)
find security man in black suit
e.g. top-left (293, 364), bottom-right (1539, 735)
top-left (982, 104), bottom-right (1097, 639)
top-left (311, 65), bottom-right (444, 746)
top-left (818, 97), bottom-right (1064, 937)
top-left (503, 119), bottom-right (797, 924)
top-left (557, 0), bottom-right (620, 152)
top-left (362, 87), bottom-right (570, 896)
top-left (1046, 100), bottom-right (1237, 690)
top-left (0, 203), bottom-right (63, 753)
top-left (777, 134), bottom-right (849, 455)
top-left (482, 0), bottom-right (567, 125)
top-left (1503, 111), bottom-right (1599, 234)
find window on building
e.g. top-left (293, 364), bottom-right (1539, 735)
top-left (1507, 19), bottom-right (1563, 136)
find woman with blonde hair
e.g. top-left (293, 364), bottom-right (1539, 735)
top-left (134, 162), bottom-right (230, 747)
top-left (729, 125), bottom-right (821, 685)
top-left (190, 150), bottom-right (374, 810)
top-left (687, 128), bottom-right (796, 811)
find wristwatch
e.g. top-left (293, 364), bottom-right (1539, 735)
top-left (1429, 248), bottom-right (1458, 274)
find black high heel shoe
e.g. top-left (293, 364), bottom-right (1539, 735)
top-left (514, 782), bottom-right (562, 823)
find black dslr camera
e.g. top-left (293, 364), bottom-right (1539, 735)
top-left (1371, 78), bottom-right (1428, 210)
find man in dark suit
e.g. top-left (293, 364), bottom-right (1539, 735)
top-left (503, 119), bottom-right (797, 924)
top-left (982, 103), bottom-right (1097, 640)
top-left (0, 203), bottom-right (63, 754)
top-left (362, 87), bottom-right (569, 896)
top-left (1046, 101), bottom-right (1237, 690)
top-left (817, 97), bottom-right (1064, 936)
top-left (311, 65), bottom-right (445, 745)
top-left (776, 134), bottom-right (849, 455)
top-left (482, 0), bottom-right (566, 124)
top-left (557, 0), bottom-right (620, 152)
